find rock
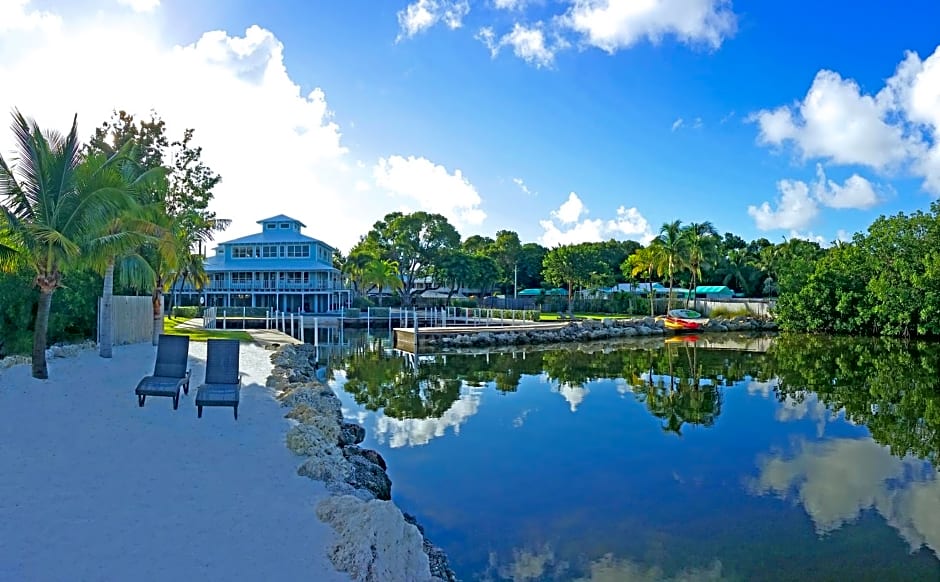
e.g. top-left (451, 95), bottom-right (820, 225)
top-left (344, 445), bottom-right (388, 470)
top-left (339, 422), bottom-right (366, 446)
top-left (316, 495), bottom-right (435, 582)
top-left (404, 513), bottom-right (459, 582)
top-left (280, 386), bottom-right (343, 423)
top-left (286, 423), bottom-right (341, 457)
top-left (343, 447), bottom-right (392, 500)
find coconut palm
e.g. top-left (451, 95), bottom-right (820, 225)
top-left (78, 149), bottom-right (166, 358)
top-left (683, 221), bottom-right (718, 308)
top-left (0, 111), bottom-right (131, 378)
top-left (651, 220), bottom-right (687, 311)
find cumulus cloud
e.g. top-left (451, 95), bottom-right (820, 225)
top-left (539, 192), bottom-right (655, 246)
top-left (372, 155), bottom-right (486, 229)
top-left (671, 117), bottom-right (684, 131)
top-left (405, 0), bottom-right (739, 66)
top-left (750, 437), bottom-right (940, 556)
top-left (748, 179), bottom-right (819, 231)
top-left (562, 0), bottom-right (737, 52)
top-left (752, 47), bottom-right (940, 194)
top-left (748, 165), bottom-right (883, 231)
top-left (116, 0), bottom-right (160, 12)
top-left (396, 0), bottom-right (470, 40)
top-left (477, 22), bottom-right (558, 68)
top-left (0, 0), bottom-right (60, 34)
top-left (0, 4), bottom-right (488, 252)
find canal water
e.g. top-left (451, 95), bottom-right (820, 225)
top-left (325, 332), bottom-right (940, 581)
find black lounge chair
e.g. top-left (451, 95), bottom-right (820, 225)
top-left (135, 334), bottom-right (191, 410)
top-left (195, 339), bottom-right (241, 420)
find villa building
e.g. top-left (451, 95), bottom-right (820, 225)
top-left (199, 215), bottom-right (349, 313)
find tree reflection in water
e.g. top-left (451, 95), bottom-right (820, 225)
top-left (336, 332), bottom-right (940, 462)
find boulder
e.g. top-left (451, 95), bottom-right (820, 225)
top-left (316, 495), bottom-right (435, 582)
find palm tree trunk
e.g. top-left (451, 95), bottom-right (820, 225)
top-left (99, 259), bottom-right (115, 358)
top-left (648, 272), bottom-right (654, 317)
top-left (152, 287), bottom-right (163, 346)
top-left (32, 289), bottom-right (53, 379)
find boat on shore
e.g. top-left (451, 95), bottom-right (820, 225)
top-left (663, 309), bottom-right (708, 332)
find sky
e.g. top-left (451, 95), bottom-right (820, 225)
top-left (2, 1), bottom-right (940, 253)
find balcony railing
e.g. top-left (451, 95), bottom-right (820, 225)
top-left (200, 281), bottom-right (344, 292)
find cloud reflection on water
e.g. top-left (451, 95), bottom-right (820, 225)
top-left (751, 437), bottom-right (940, 556)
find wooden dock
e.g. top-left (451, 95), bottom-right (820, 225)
top-left (393, 322), bottom-right (570, 352)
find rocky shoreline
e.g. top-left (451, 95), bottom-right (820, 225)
top-left (267, 344), bottom-right (457, 582)
top-left (425, 315), bottom-right (778, 349)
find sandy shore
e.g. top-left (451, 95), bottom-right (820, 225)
top-left (0, 341), bottom-right (349, 581)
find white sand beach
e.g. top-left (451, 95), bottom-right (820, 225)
top-left (0, 341), bottom-right (349, 581)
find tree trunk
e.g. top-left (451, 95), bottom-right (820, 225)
top-left (99, 259), bottom-right (115, 358)
top-left (152, 288), bottom-right (163, 346)
top-left (32, 290), bottom-right (53, 379)
top-left (648, 272), bottom-right (654, 317)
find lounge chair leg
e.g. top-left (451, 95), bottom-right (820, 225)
top-left (183, 381), bottom-right (189, 396)
top-left (234, 405), bottom-right (238, 420)
top-left (173, 391), bottom-right (179, 410)
top-left (197, 405), bottom-right (203, 418)
top-left (138, 395), bottom-right (145, 407)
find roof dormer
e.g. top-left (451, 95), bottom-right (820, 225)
top-left (258, 214), bottom-right (306, 232)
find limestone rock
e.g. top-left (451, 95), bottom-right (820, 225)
top-left (339, 422), bottom-right (366, 446)
top-left (316, 495), bottom-right (435, 582)
top-left (342, 447), bottom-right (392, 501)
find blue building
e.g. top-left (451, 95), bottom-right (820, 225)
top-left (200, 215), bottom-right (348, 313)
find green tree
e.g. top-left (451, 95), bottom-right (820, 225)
top-left (624, 246), bottom-right (657, 316)
top-left (361, 258), bottom-right (403, 306)
top-left (354, 211), bottom-right (461, 306)
top-left (542, 244), bottom-right (606, 314)
top-left (0, 111), bottom-right (131, 378)
top-left (682, 222), bottom-right (718, 307)
top-left (651, 220), bottom-right (687, 310)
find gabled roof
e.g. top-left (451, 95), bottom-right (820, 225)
top-left (257, 214), bottom-right (306, 227)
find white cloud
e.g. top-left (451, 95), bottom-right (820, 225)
top-left (748, 179), bottom-right (819, 231)
top-left (787, 230), bottom-right (827, 246)
top-left (0, 0), bottom-right (60, 34)
top-left (671, 117), bottom-right (683, 131)
top-left (753, 47), bottom-right (940, 195)
top-left (748, 165), bottom-right (883, 232)
top-left (512, 177), bottom-right (534, 195)
top-left (477, 22), bottom-right (557, 68)
top-left (116, 0), bottom-right (160, 13)
top-left (752, 70), bottom-right (913, 170)
top-left (562, 0), bottom-right (737, 53)
top-left (692, 116), bottom-right (703, 129)
top-left (539, 191), bottom-right (655, 246)
top-left (811, 164), bottom-right (880, 209)
top-left (396, 0), bottom-right (470, 40)
top-left (552, 191), bottom-right (586, 223)
top-left (606, 206), bottom-right (655, 244)
top-left (0, 7), bottom-right (488, 252)
top-left (493, 0), bottom-right (527, 10)
top-left (372, 155), bottom-right (486, 229)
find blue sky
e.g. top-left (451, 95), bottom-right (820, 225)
top-left (3, 1), bottom-right (940, 251)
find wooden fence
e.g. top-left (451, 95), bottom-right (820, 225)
top-left (98, 296), bottom-right (153, 346)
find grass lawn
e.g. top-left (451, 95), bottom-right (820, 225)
top-left (163, 317), bottom-right (253, 342)
top-left (538, 312), bottom-right (643, 321)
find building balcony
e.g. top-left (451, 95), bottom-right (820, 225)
top-left (200, 281), bottom-right (345, 292)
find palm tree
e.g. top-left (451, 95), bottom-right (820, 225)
top-left (0, 111), bottom-right (130, 378)
top-left (651, 220), bottom-right (687, 311)
top-left (361, 258), bottom-right (402, 306)
top-left (683, 221), bottom-right (718, 308)
top-left (625, 247), bottom-right (657, 316)
top-left (77, 152), bottom-right (163, 358)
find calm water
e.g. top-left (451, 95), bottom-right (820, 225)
top-left (323, 332), bottom-right (940, 581)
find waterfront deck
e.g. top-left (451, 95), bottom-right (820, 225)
top-left (393, 322), bottom-right (569, 352)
